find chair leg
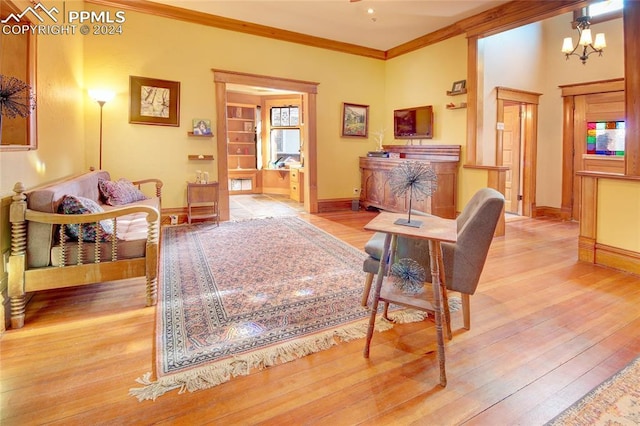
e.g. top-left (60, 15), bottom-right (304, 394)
top-left (462, 293), bottom-right (471, 330)
top-left (362, 273), bottom-right (374, 306)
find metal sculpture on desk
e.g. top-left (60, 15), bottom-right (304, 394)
top-left (389, 161), bottom-right (437, 227)
top-left (391, 258), bottom-right (427, 294)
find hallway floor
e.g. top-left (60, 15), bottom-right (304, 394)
top-left (229, 193), bottom-right (306, 221)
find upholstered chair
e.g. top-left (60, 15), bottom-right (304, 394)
top-left (362, 187), bottom-right (505, 332)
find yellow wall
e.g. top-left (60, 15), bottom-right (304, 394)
top-left (0, 0), bottom-right (86, 197)
top-left (384, 35), bottom-right (470, 208)
top-left (597, 179), bottom-right (640, 252)
top-left (81, 4), bottom-right (386, 206)
top-left (0, 3), bottom-right (636, 270)
top-left (384, 35), bottom-right (468, 147)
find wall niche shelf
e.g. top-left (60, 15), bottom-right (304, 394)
top-left (187, 132), bottom-right (214, 138)
top-left (446, 102), bottom-right (467, 110)
top-left (188, 154), bottom-right (214, 161)
top-left (446, 89), bottom-right (467, 96)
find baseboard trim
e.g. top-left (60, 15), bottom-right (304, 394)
top-left (161, 207), bottom-right (187, 225)
top-left (534, 206), bottom-right (565, 219)
top-left (595, 243), bottom-right (640, 276)
top-left (317, 198), bottom-right (356, 213)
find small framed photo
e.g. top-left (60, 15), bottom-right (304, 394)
top-left (341, 102), bottom-right (369, 138)
top-left (129, 76), bottom-right (180, 126)
top-left (243, 122), bottom-right (253, 132)
top-left (450, 80), bottom-right (466, 94)
top-left (192, 119), bottom-right (212, 135)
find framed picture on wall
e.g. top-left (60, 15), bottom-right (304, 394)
top-left (450, 80), bottom-right (466, 94)
top-left (192, 119), bottom-right (212, 135)
top-left (341, 102), bottom-right (369, 137)
top-left (129, 76), bottom-right (180, 126)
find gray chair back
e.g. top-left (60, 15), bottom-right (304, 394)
top-left (363, 188), bottom-right (504, 295)
top-left (441, 187), bottom-right (504, 295)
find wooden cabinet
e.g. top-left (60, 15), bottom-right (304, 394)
top-left (187, 182), bottom-right (219, 225)
top-left (227, 103), bottom-right (257, 172)
top-left (290, 168), bottom-right (304, 202)
top-left (359, 145), bottom-right (460, 219)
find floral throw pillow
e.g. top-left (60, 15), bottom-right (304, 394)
top-left (58, 195), bottom-right (114, 242)
top-left (98, 178), bottom-right (148, 206)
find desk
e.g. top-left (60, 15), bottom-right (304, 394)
top-left (187, 182), bottom-right (219, 225)
top-left (363, 212), bottom-right (457, 387)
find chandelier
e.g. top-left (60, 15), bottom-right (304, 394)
top-left (562, 15), bottom-right (606, 64)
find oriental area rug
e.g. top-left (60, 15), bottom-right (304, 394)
top-left (547, 355), bottom-right (640, 425)
top-left (130, 217), bottom-right (428, 401)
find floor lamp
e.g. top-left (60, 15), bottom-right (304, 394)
top-left (89, 89), bottom-right (115, 170)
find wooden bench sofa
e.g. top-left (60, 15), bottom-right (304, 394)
top-left (7, 170), bottom-right (162, 328)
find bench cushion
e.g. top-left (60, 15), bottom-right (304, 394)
top-left (98, 178), bottom-right (148, 205)
top-left (26, 171), bottom-right (160, 268)
top-left (50, 197), bottom-right (160, 266)
top-left (26, 171), bottom-right (111, 268)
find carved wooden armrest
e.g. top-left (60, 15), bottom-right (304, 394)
top-left (131, 178), bottom-right (163, 198)
top-left (25, 206), bottom-right (160, 267)
top-left (25, 205), bottom-right (160, 225)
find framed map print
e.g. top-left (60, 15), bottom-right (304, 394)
top-left (129, 76), bottom-right (180, 126)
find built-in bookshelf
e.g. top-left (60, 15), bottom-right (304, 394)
top-left (227, 103), bottom-right (257, 193)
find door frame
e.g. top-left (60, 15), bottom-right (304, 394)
top-left (560, 78), bottom-right (625, 221)
top-left (495, 87), bottom-right (541, 217)
top-left (213, 69), bottom-right (320, 221)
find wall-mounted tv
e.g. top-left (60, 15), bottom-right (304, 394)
top-left (393, 105), bottom-right (433, 139)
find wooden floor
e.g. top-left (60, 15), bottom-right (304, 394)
top-left (2, 211), bottom-right (640, 425)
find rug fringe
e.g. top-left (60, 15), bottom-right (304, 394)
top-left (130, 313), bottom-right (417, 401)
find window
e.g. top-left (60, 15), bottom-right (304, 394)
top-left (574, 0), bottom-right (623, 25)
top-left (270, 129), bottom-right (301, 164)
top-left (268, 104), bottom-right (301, 167)
top-left (587, 121), bottom-right (625, 156)
top-left (588, 0), bottom-right (623, 17)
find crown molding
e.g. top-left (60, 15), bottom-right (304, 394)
top-left (87, 0), bottom-right (588, 60)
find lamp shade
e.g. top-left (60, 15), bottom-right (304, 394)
top-left (562, 37), bottom-right (574, 53)
top-left (89, 89), bottom-right (115, 103)
top-left (579, 28), bottom-right (592, 46)
top-left (593, 33), bottom-right (606, 49)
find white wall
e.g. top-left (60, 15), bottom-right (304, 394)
top-left (480, 22), bottom-right (544, 165)
top-left (481, 12), bottom-right (624, 209)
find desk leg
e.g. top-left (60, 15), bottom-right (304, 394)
top-left (437, 248), bottom-right (452, 340)
top-left (429, 240), bottom-right (447, 387)
top-left (363, 233), bottom-right (392, 358)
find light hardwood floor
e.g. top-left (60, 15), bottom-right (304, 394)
top-left (2, 211), bottom-right (640, 425)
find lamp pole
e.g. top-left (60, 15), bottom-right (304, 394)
top-left (89, 89), bottom-right (114, 170)
top-left (98, 100), bottom-right (105, 169)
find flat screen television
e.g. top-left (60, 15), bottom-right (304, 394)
top-left (393, 105), bottom-right (433, 139)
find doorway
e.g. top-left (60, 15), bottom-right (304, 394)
top-left (496, 87), bottom-right (541, 218)
top-left (213, 70), bottom-right (319, 221)
top-left (502, 103), bottom-right (523, 214)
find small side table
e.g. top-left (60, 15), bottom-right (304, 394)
top-left (363, 212), bottom-right (457, 387)
top-left (187, 182), bottom-right (219, 225)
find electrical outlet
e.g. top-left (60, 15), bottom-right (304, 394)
top-left (353, 188), bottom-right (360, 195)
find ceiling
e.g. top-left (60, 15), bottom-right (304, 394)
top-left (146, 0), bottom-right (510, 51)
